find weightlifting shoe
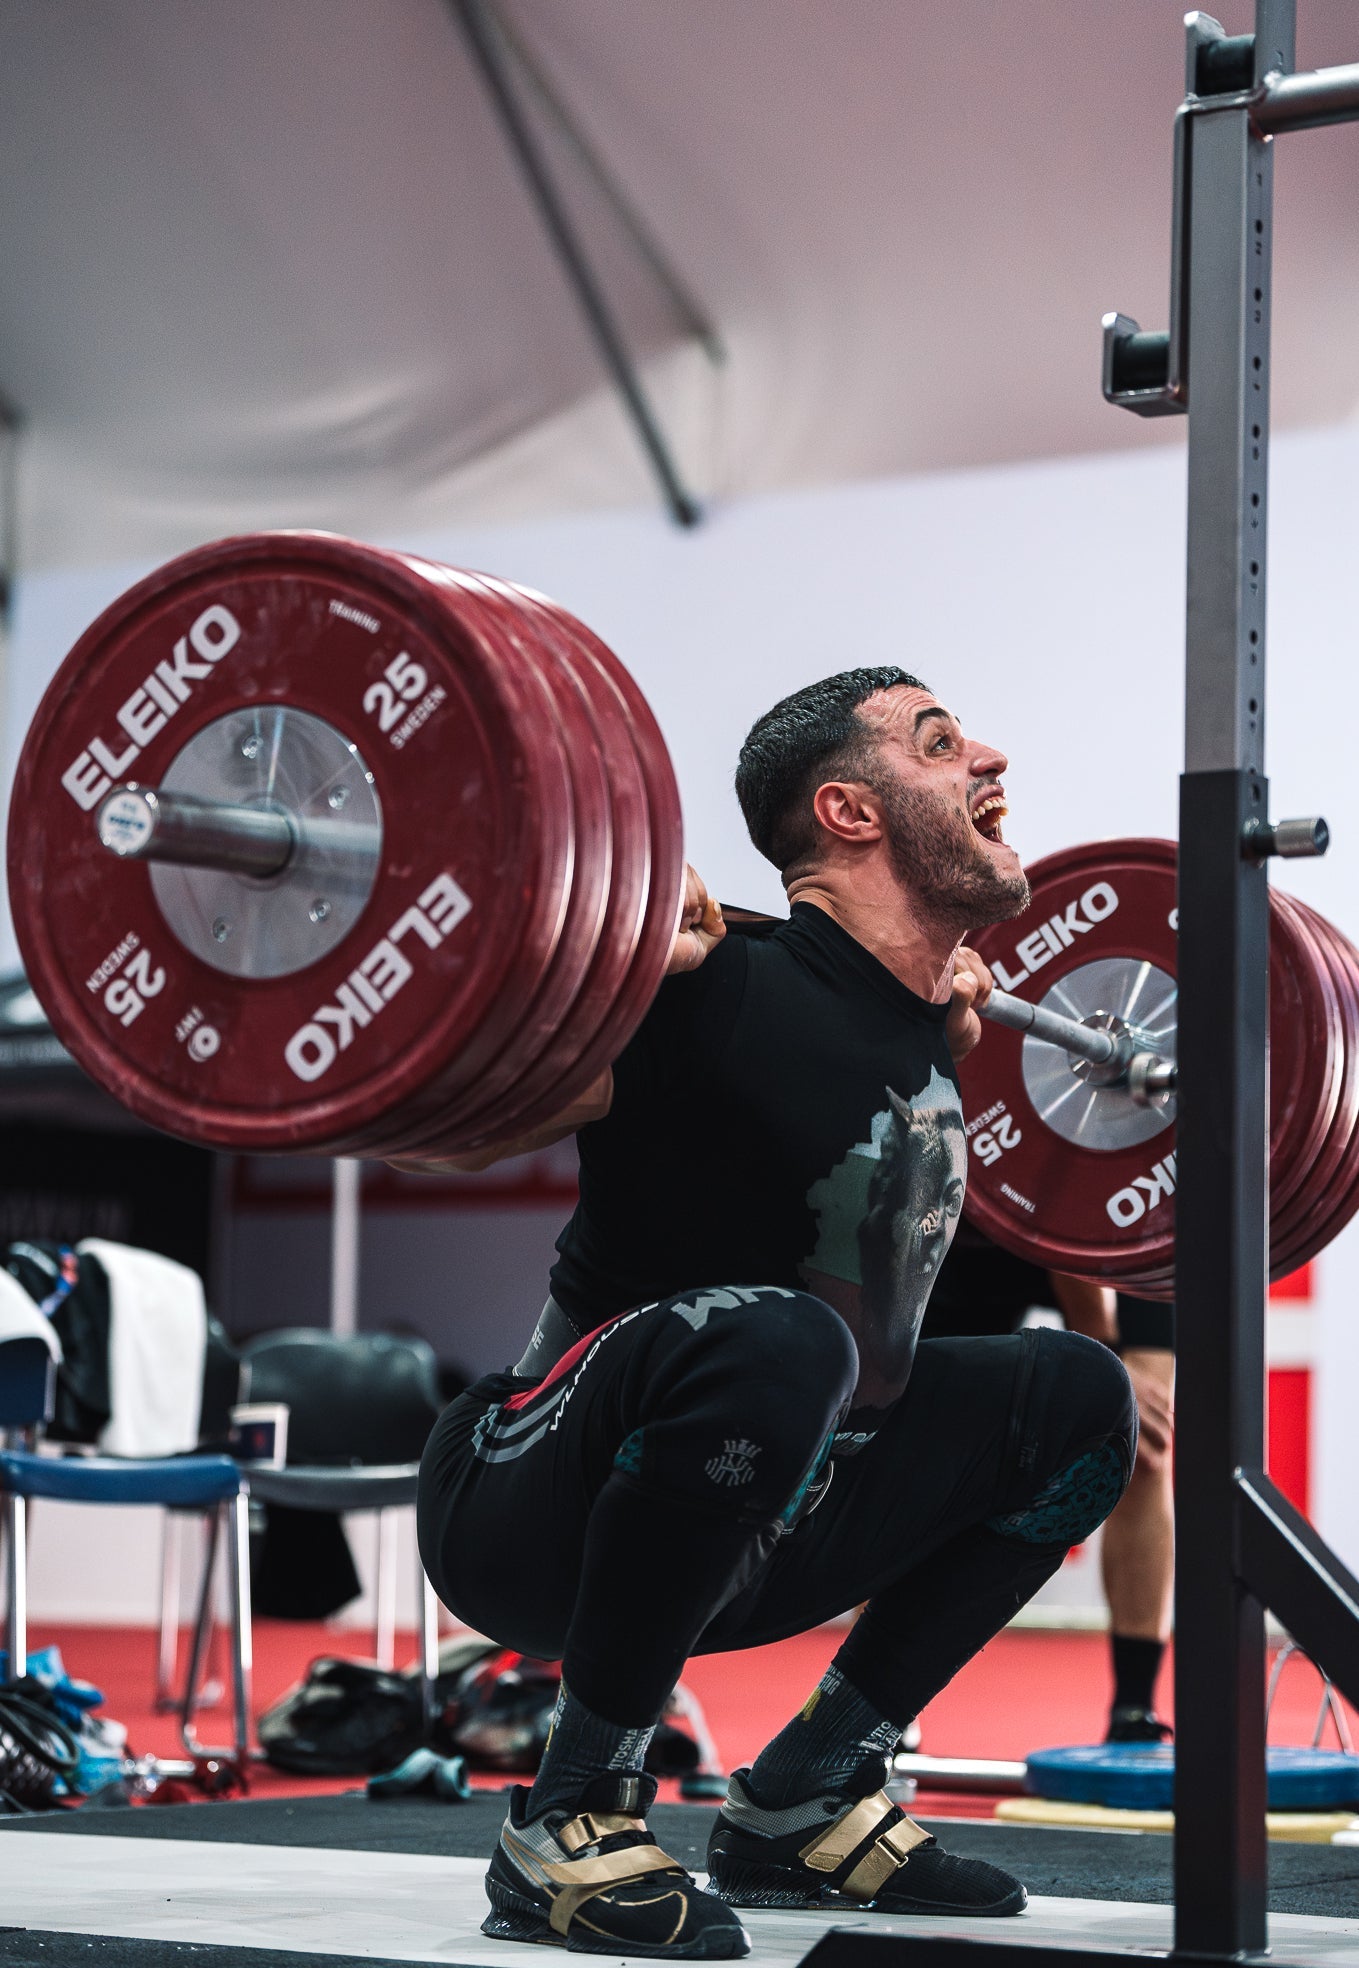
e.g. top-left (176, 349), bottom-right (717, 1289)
top-left (482, 1769), bottom-right (750, 1957)
top-left (1106, 1705), bottom-right (1173, 1744)
top-left (706, 1758), bottom-right (1026, 1918)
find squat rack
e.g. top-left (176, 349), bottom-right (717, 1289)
top-left (807, 5), bottom-right (1359, 1964)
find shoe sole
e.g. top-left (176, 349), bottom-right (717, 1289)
top-left (708, 1859), bottom-right (1027, 1920)
top-left (483, 1874), bottom-right (751, 1958)
top-left (709, 1885), bottom-right (1027, 1919)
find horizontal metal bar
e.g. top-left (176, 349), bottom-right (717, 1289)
top-left (981, 987), bottom-right (1120, 1066)
top-left (1255, 62), bottom-right (1359, 134)
top-left (891, 1753), bottom-right (1026, 1795)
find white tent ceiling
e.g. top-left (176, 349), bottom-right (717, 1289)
top-left (2, 0), bottom-right (1358, 571)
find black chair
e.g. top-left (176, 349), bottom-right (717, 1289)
top-left (239, 1330), bottom-right (444, 1725)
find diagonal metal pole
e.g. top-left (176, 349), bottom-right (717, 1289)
top-left (451, 0), bottom-right (703, 528)
top-left (488, 7), bottom-right (725, 367)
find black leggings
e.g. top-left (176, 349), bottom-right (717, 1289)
top-left (417, 1286), bottom-right (1136, 1726)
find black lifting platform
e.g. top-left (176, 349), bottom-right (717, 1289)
top-left (804, 5), bottom-right (1359, 1966)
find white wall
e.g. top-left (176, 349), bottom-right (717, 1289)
top-left (25, 1492), bottom-right (426, 1635)
top-left (8, 425), bottom-right (1359, 1616)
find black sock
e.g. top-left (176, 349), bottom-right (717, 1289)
top-left (1110, 1632), bottom-right (1165, 1713)
top-left (526, 1681), bottom-right (657, 1820)
top-left (746, 1663), bottom-right (902, 1808)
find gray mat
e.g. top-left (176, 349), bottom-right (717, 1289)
top-left (5, 1793), bottom-right (1359, 1919)
top-left (0, 1936), bottom-right (414, 1968)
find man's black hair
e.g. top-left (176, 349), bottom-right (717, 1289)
top-left (735, 666), bottom-right (926, 878)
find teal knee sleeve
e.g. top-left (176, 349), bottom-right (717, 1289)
top-left (986, 1438), bottom-right (1129, 1546)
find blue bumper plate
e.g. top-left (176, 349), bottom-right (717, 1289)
top-left (1026, 1742), bottom-right (1359, 1811)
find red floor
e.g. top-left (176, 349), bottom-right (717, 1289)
top-left (27, 1619), bottom-right (1358, 1814)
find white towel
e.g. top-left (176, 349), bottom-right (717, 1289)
top-left (0, 1269), bottom-right (63, 1360)
top-left (78, 1240), bottom-right (206, 1457)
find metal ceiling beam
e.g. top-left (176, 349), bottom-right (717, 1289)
top-left (488, 6), bottom-right (725, 369)
top-left (451, 0), bottom-right (705, 528)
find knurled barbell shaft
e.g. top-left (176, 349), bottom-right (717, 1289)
top-left (97, 785), bottom-right (297, 877)
top-left (982, 988), bottom-right (1177, 1110)
top-left (981, 986), bottom-right (1125, 1069)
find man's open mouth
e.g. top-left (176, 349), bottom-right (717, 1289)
top-left (971, 793), bottom-right (1008, 845)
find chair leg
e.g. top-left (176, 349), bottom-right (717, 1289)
top-left (180, 1503), bottom-right (221, 1757)
top-left (369, 1511), bottom-right (395, 1668)
top-left (3, 1492), bottom-right (26, 1681)
top-left (225, 1488), bottom-right (254, 1767)
top-left (418, 1557), bottom-right (439, 1733)
top-left (374, 1509), bottom-right (397, 1670)
top-left (154, 1510), bottom-right (182, 1709)
top-left (160, 1515), bottom-right (223, 1714)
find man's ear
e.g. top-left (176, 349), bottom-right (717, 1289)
top-left (812, 780), bottom-right (884, 845)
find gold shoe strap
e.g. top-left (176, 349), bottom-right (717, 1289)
top-left (797, 1792), bottom-right (932, 1902)
top-left (542, 1843), bottom-right (685, 1937)
top-left (558, 1811), bottom-right (644, 1854)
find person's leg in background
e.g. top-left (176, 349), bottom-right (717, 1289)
top-left (1045, 1274), bottom-right (1175, 1738)
top-left (1101, 1296), bottom-right (1175, 1740)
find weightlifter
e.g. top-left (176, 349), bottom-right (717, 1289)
top-left (409, 668), bottom-right (1137, 1958)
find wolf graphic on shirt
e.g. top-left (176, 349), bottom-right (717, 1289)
top-left (804, 1066), bottom-right (967, 1410)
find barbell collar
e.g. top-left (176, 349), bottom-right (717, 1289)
top-left (1128, 1052), bottom-right (1178, 1108)
top-left (97, 784), bottom-right (298, 878)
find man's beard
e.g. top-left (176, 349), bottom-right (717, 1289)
top-left (873, 774), bottom-right (1031, 928)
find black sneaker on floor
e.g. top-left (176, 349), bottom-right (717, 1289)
top-left (483, 1769), bottom-right (750, 1957)
top-left (1106, 1705), bottom-right (1173, 1744)
top-left (706, 1758), bottom-right (1026, 1918)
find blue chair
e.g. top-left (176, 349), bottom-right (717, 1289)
top-left (0, 1449), bottom-right (252, 1769)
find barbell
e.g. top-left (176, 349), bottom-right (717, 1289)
top-left (7, 531), bottom-right (1357, 1296)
